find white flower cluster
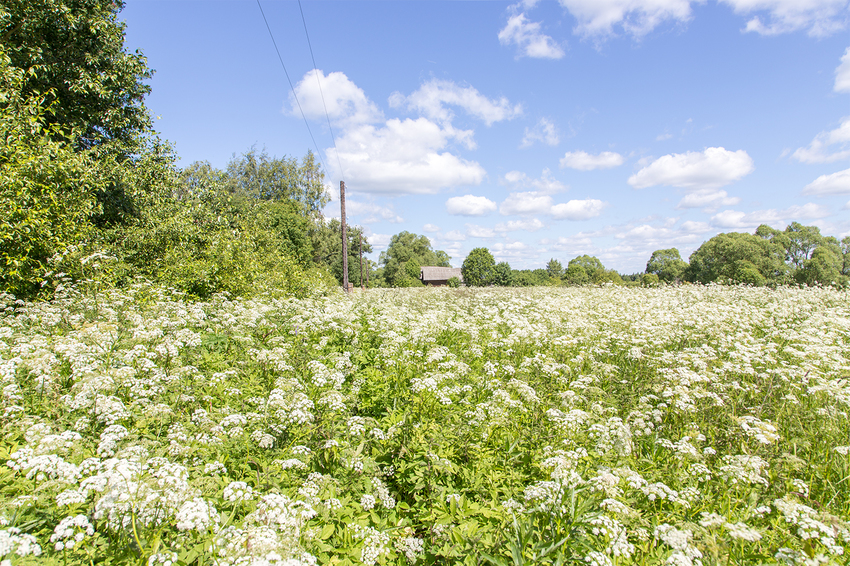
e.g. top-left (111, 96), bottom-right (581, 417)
top-left (394, 534), bottom-right (424, 563)
top-left (737, 416), bottom-right (780, 445)
top-left (224, 481), bottom-right (255, 503)
top-left (50, 514), bottom-right (95, 551)
top-left (351, 524), bottom-right (390, 566)
top-left (719, 455), bottom-right (769, 486)
top-left (0, 527), bottom-right (42, 559)
top-left (654, 524), bottom-right (703, 566)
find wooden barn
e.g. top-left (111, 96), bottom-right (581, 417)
top-left (420, 266), bottom-right (463, 286)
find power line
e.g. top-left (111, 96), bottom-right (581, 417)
top-left (255, 0), bottom-right (330, 182)
top-left (297, 0), bottom-right (346, 186)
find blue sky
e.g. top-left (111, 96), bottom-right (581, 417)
top-left (122, 0), bottom-right (850, 272)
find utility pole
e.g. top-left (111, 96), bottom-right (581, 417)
top-left (340, 181), bottom-right (349, 293)
top-left (359, 233), bottom-right (364, 290)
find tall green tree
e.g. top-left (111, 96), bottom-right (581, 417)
top-left (225, 148), bottom-right (328, 219)
top-left (1, 0), bottom-right (153, 151)
top-left (462, 247), bottom-right (495, 287)
top-left (377, 231), bottom-right (450, 287)
top-left (645, 248), bottom-right (688, 282)
top-left (687, 232), bottom-right (786, 285)
top-left (546, 258), bottom-right (563, 278)
top-left (494, 261), bottom-right (513, 286)
top-left (0, 50), bottom-right (101, 296)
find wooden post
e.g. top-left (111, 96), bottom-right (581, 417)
top-left (340, 181), bottom-right (349, 292)
top-left (359, 233), bottom-right (364, 290)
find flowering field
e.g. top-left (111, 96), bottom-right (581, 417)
top-left (0, 283), bottom-right (849, 566)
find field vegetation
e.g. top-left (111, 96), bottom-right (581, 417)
top-left (0, 283), bottom-right (848, 565)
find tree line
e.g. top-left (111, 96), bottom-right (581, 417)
top-left (449, 222), bottom-right (849, 288)
top-left (0, 0), bottom-right (374, 299)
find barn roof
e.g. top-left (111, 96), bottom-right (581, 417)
top-left (420, 266), bottom-right (463, 282)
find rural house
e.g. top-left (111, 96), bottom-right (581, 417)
top-left (420, 266), bottom-right (463, 286)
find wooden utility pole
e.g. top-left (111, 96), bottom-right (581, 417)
top-left (340, 181), bottom-right (349, 292)
top-left (359, 233), bottom-right (364, 290)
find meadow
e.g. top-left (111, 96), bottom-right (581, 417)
top-left (0, 282), bottom-right (848, 566)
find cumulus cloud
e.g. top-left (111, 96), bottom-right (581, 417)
top-left (502, 169), bottom-right (568, 194)
top-left (498, 12), bottom-right (565, 59)
top-left (676, 189), bottom-right (741, 210)
top-left (499, 191), bottom-right (606, 220)
top-left (792, 117), bottom-right (850, 163)
top-left (836, 47), bottom-right (850, 93)
top-left (446, 195), bottom-right (498, 216)
top-left (328, 117), bottom-right (486, 194)
top-left (551, 199), bottom-right (607, 220)
top-left (628, 147), bottom-right (755, 190)
top-left (443, 230), bottom-right (467, 241)
top-left (560, 150), bottom-right (625, 170)
top-left (346, 199), bottom-right (404, 223)
top-left (558, 0), bottom-right (694, 38)
top-left (291, 69), bottom-right (382, 127)
top-left (491, 241), bottom-right (532, 261)
top-left (495, 218), bottom-right (546, 232)
top-left (803, 167), bottom-right (850, 195)
top-left (521, 118), bottom-right (561, 147)
top-left (423, 223), bottom-right (440, 233)
top-left (720, 0), bottom-right (850, 37)
top-left (390, 79), bottom-right (522, 126)
top-left (711, 203), bottom-right (832, 229)
top-left (500, 191), bottom-right (554, 216)
top-left (368, 233), bottom-right (393, 251)
top-left (466, 224), bottom-right (497, 238)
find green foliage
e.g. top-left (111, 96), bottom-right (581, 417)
top-left (377, 232), bottom-right (450, 287)
top-left (641, 272), bottom-right (660, 287)
top-left (545, 258), bottom-right (563, 278)
top-left (0, 50), bottom-right (101, 297)
top-left (1, 0), bottom-right (153, 151)
top-left (794, 246), bottom-right (842, 286)
top-left (312, 219), bottom-right (372, 287)
top-left (447, 276), bottom-right (461, 288)
top-left (462, 247), bottom-right (496, 287)
top-left (687, 231), bottom-right (787, 285)
top-left (224, 147), bottom-right (329, 219)
top-left (645, 248), bottom-right (688, 282)
top-left (494, 261), bottom-right (513, 286)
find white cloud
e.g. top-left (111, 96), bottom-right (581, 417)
top-left (390, 79), bottom-right (522, 126)
top-left (560, 150), bottom-right (625, 170)
top-left (346, 199), bottom-right (404, 223)
top-left (720, 0), bottom-right (849, 37)
top-left (836, 47), bottom-right (850, 93)
top-left (495, 218), bottom-right (546, 232)
top-left (498, 12), bottom-right (565, 59)
top-left (792, 117), bottom-right (850, 163)
top-left (466, 224), bottom-right (497, 238)
top-left (368, 233), bottom-right (393, 251)
top-left (423, 223), bottom-right (440, 233)
top-left (558, 0), bottom-right (694, 38)
top-left (297, 71), bottom-right (488, 196)
top-left (500, 191), bottom-right (554, 215)
top-left (291, 69), bottom-right (382, 127)
top-left (491, 241), bottom-right (532, 261)
top-left (329, 117), bottom-right (486, 195)
top-left (500, 191), bottom-right (606, 220)
top-left (446, 195), bottom-right (498, 216)
top-left (628, 147), bottom-right (755, 190)
top-left (502, 169), bottom-right (568, 194)
top-left (656, 132), bottom-right (674, 141)
top-left (521, 118), bottom-right (561, 147)
top-left (551, 199), bottom-right (607, 220)
top-left (680, 220), bottom-right (712, 233)
top-left (803, 167), bottom-right (850, 195)
top-left (676, 189), bottom-right (741, 210)
top-left (443, 230), bottom-right (467, 241)
top-left (711, 203), bottom-right (832, 229)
